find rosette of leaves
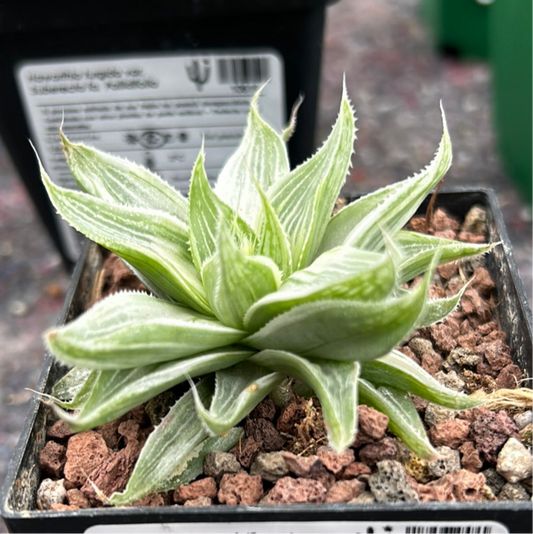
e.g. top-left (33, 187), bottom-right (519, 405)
top-left (37, 83), bottom-right (492, 504)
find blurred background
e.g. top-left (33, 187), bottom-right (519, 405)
top-left (0, 0), bottom-right (531, 530)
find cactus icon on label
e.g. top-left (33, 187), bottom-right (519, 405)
top-left (186, 58), bottom-right (211, 91)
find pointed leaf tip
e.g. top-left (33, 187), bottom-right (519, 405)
top-left (191, 362), bottom-right (285, 437)
top-left (251, 80), bottom-right (269, 108)
top-left (214, 87), bottom-right (289, 226)
top-left (189, 148), bottom-right (257, 273)
top-left (55, 131), bottom-right (189, 219)
top-left (270, 84), bottom-right (356, 270)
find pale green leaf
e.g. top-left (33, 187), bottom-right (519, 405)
top-left (191, 361), bottom-right (285, 436)
top-left (318, 104), bottom-right (451, 254)
top-left (359, 379), bottom-right (438, 459)
top-left (39, 161), bottom-right (210, 314)
top-left (269, 81), bottom-right (356, 270)
top-left (45, 292), bottom-right (246, 370)
top-left (245, 265), bottom-right (432, 362)
top-left (396, 230), bottom-right (494, 283)
top-left (59, 132), bottom-right (188, 220)
top-left (318, 185), bottom-right (397, 255)
top-left (214, 87), bottom-right (290, 226)
top-left (202, 222), bottom-right (281, 329)
top-left (154, 427), bottom-right (243, 494)
top-left (51, 367), bottom-right (96, 409)
top-left (251, 350), bottom-right (359, 451)
top-left (360, 349), bottom-right (482, 409)
top-left (109, 378), bottom-right (213, 505)
top-left (52, 348), bottom-right (253, 431)
top-left (244, 246), bottom-right (396, 332)
top-left (254, 179), bottom-right (293, 277)
top-left (416, 281), bottom-right (470, 328)
top-left (116, 260), bottom-right (169, 301)
top-left (380, 225), bottom-right (405, 268)
top-left (188, 148), bottom-right (257, 271)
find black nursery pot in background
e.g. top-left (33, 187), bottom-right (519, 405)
top-left (0, 0), bottom-right (332, 267)
top-left (1, 189), bottom-right (532, 534)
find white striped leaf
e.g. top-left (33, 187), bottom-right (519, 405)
top-left (359, 379), bottom-right (438, 459)
top-left (245, 265), bottom-right (433, 362)
top-left (396, 230), bottom-right (494, 283)
top-left (110, 378), bottom-right (213, 505)
top-left (244, 246), bottom-right (396, 332)
top-left (153, 427), bottom-right (243, 494)
top-left (251, 350), bottom-right (359, 451)
top-left (45, 292), bottom-right (246, 370)
top-left (214, 87), bottom-right (290, 227)
top-left (53, 348), bottom-right (252, 431)
top-left (360, 349), bottom-right (482, 409)
top-left (188, 148), bottom-right (257, 271)
top-left (254, 179), bottom-right (293, 277)
top-left (115, 260), bottom-right (169, 301)
top-left (202, 222), bottom-right (281, 329)
top-left (317, 185), bottom-right (397, 255)
top-left (51, 368), bottom-right (96, 409)
top-left (416, 281), bottom-right (470, 327)
top-left (190, 361), bottom-right (285, 436)
top-left (60, 132), bottom-right (188, 220)
top-left (318, 104), bottom-right (451, 254)
top-left (268, 81), bottom-right (356, 270)
top-left (39, 161), bottom-right (210, 314)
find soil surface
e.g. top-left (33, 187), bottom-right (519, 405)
top-left (1, 0), bottom-right (531, 530)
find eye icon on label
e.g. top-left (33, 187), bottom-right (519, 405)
top-left (125, 131), bottom-right (170, 148)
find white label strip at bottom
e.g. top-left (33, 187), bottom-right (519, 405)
top-left (86, 520), bottom-right (510, 534)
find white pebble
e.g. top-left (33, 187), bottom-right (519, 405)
top-left (36, 478), bottom-right (66, 510)
top-left (496, 438), bottom-right (533, 483)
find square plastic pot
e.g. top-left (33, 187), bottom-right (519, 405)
top-left (1, 189), bottom-right (531, 533)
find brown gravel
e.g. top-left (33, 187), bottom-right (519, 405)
top-left (63, 432), bottom-right (111, 488)
top-left (470, 408), bottom-right (520, 464)
top-left (263, 477), bottom-right (327, 505)
top-left (217, 472), bottom-right (264, 506)
top-left (38, 441), bottom-right (66, 479)
top-left (354, 405), bottom-right (389, 445)
top-left (173, 477), bottom-right (217, 504)
top-left (428, 420), bottom-right (471, 449)
top-left (316, 446), bottom-right (355, 475)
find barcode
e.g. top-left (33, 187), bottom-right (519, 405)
top-left (217, 57), bottom-right (270, 85)
top-left (405, 527), bottom-right (492, 534)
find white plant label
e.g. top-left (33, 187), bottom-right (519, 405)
top-left (86, 520), bottom-right (510, 533)
top-left (16, 51), bottom-right (285, 260)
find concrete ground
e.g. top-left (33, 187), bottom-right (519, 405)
top-left (0, 0), bottom-right (530, 530)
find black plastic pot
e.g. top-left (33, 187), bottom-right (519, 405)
top-left (1, 189), bottom-right (532, 533)
top-left (0, 0), bottom-right (333, 267)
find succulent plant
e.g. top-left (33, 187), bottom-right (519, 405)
top-left (37, 82), bottom-right (492, 504)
